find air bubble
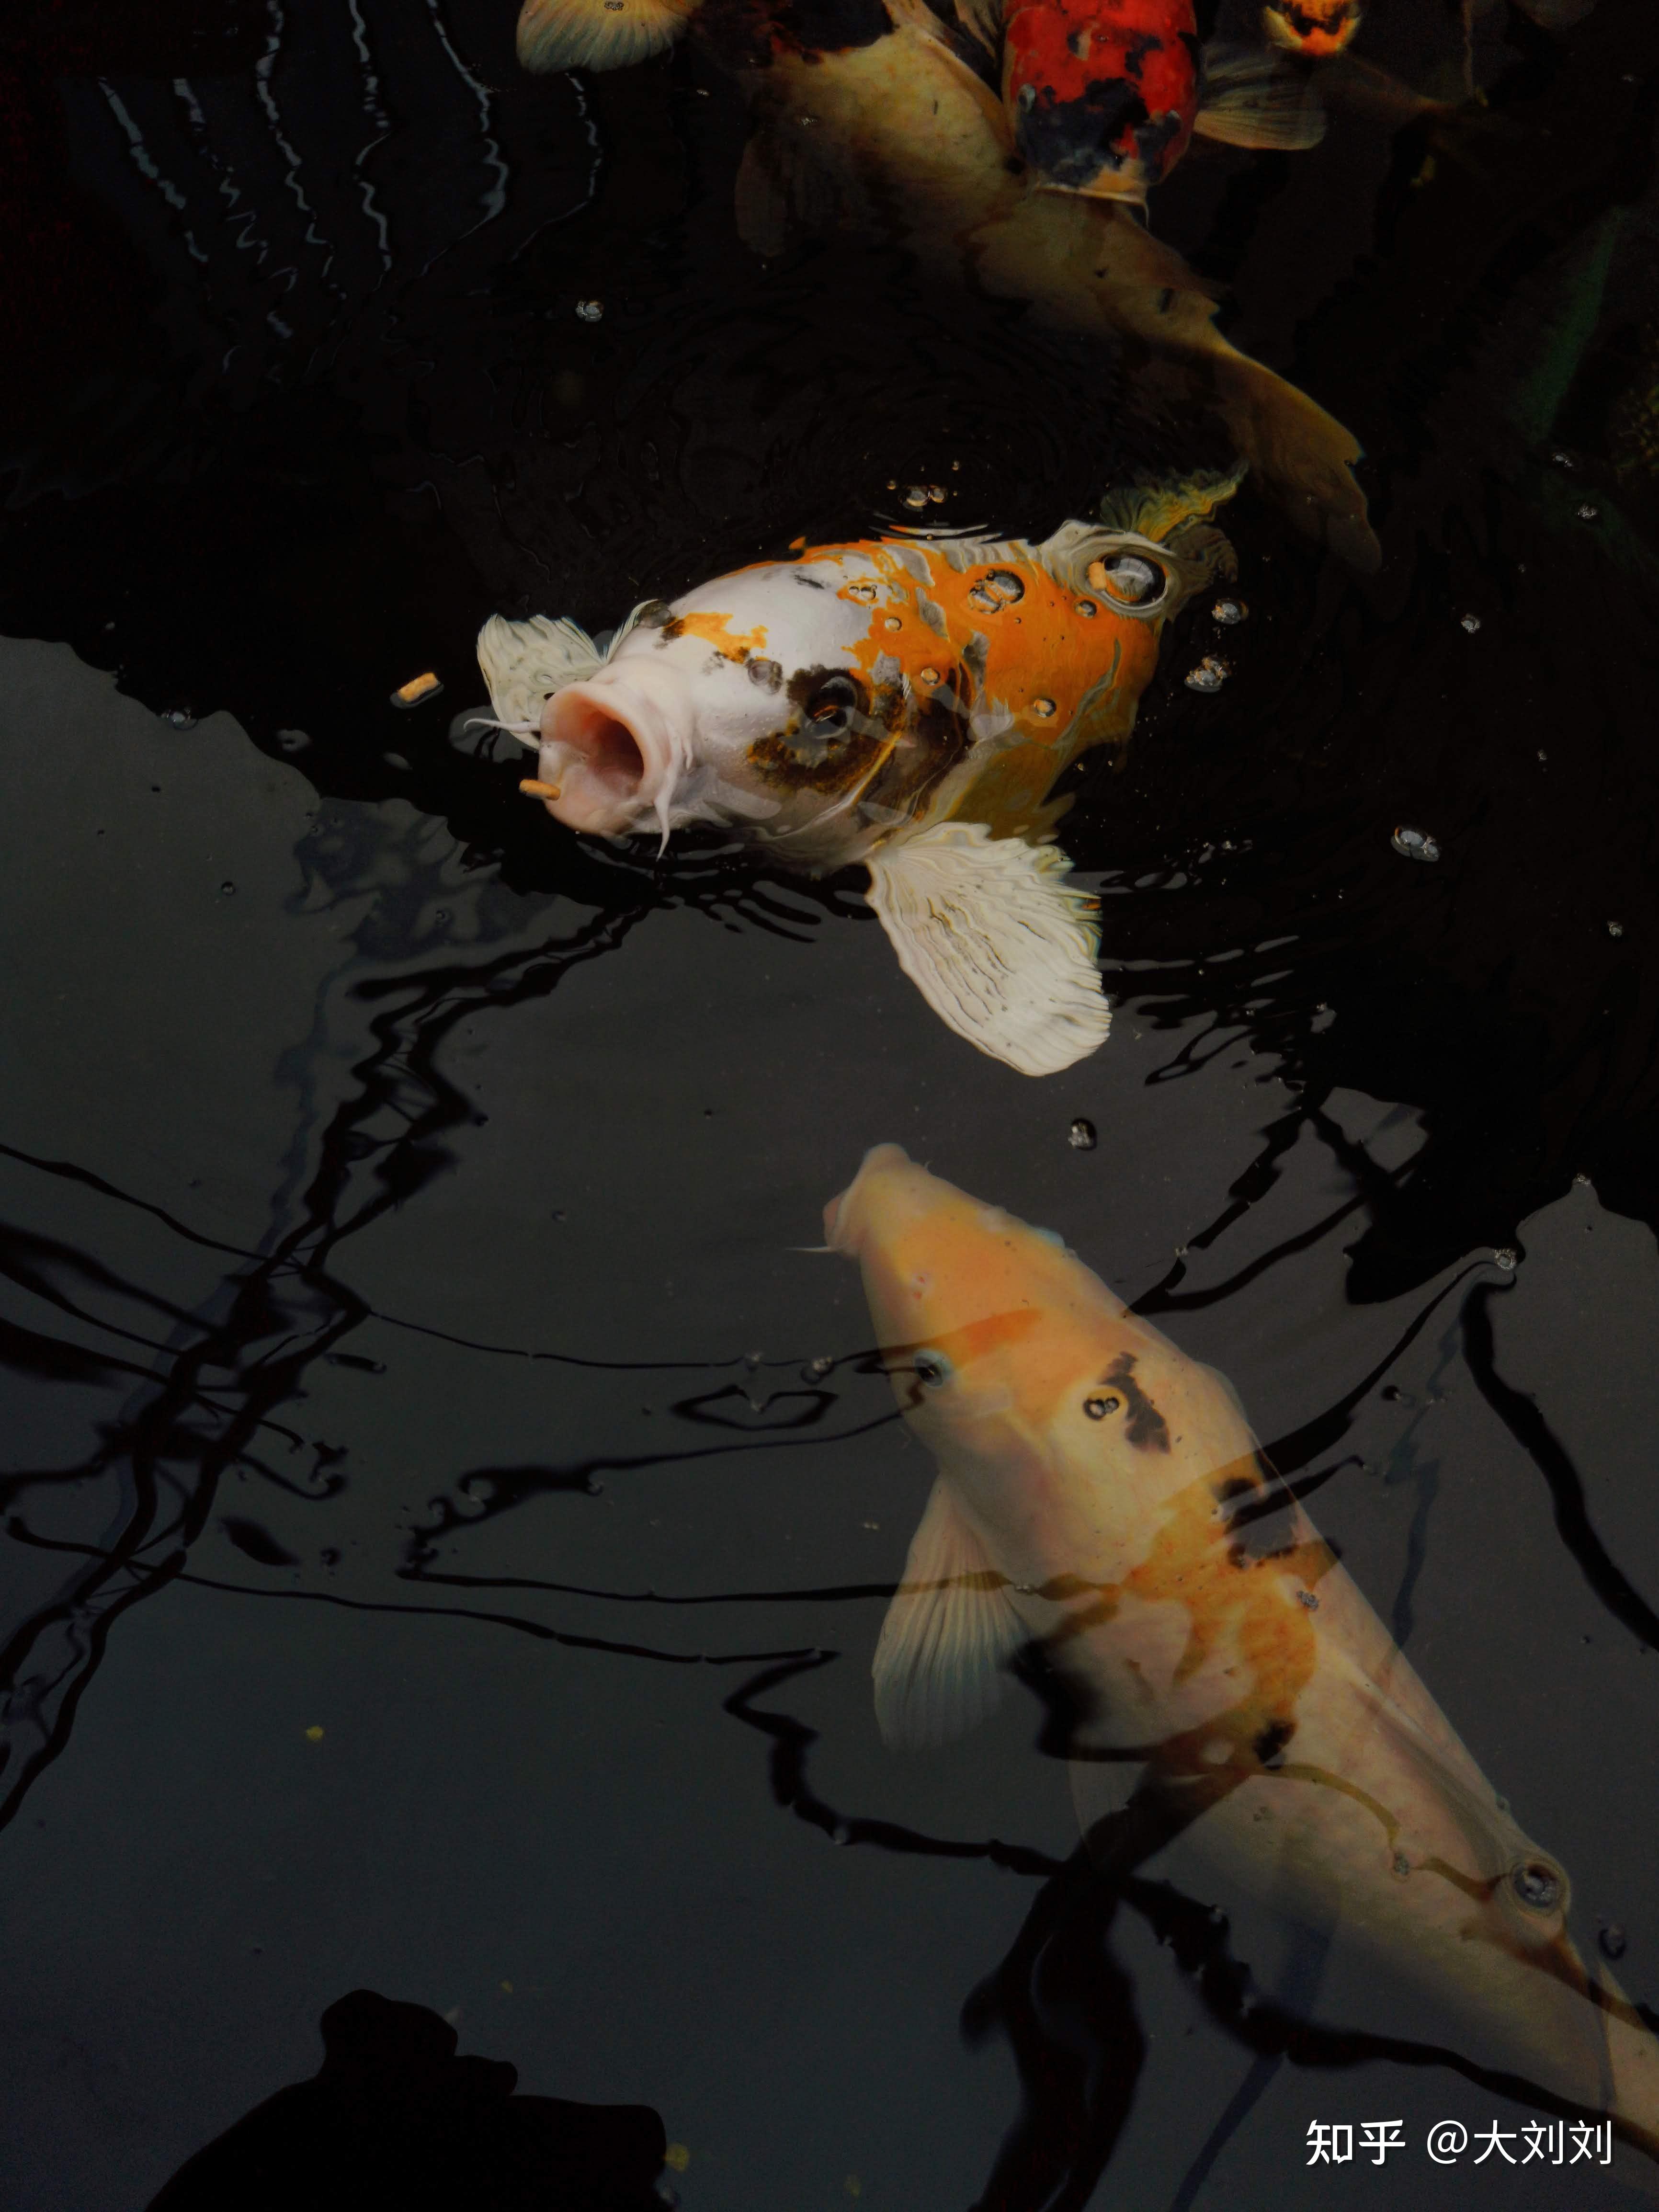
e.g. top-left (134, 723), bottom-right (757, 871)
top-left (1391, 825), bottom-right (1441, 862)
top-left (902, 486), bottom-right (929, 510)
top-left (160, 703), bottom-right (197, 729)
top-left (1185, 658), bottom-right (1227, 694)
top-left (1030, 697), bottom-right (1056, 718)
top-left (1608, 920), bottom-right (1625, 938)
top-left (1577, 502), bottom-right (1599, 522)
top-left (1068, 1117), bottom-right (1097, 1151)
top-left (575, 299), bottom-right (604, 322)
top-left (1493, 1247), bottom-right (1518, 1271)
top-left (1460, 613), bottom-right (1481, 634)
top-left (1511, 1861), bottom-right (1563, 1912)
top-left (1211, 599), bottom-right (1246, 625)
top-left (1601, 1924), bottom-right (1628, 1961)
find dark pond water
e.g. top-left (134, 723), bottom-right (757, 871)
top-left (2, 0), bottom-right (1658, 2205)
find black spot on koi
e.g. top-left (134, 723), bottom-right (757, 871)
top-left (1100, 1352), bottom-right (1170, 1452)
top-left (1252, 1718), bottom-right (1295, 1770)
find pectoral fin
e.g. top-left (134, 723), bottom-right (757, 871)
top-left (866, 822), bottom-right (1111, 1076)
top-left (477, 612), bottom-right (604, 731)
top-left (874, 1476), bottom-right (1026, 1748)
top-left (1194, 45), bottom-right (1327, 151)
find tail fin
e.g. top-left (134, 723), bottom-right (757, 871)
top-left (1207, 343), bottom-right (1379, 570)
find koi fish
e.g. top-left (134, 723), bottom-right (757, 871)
top-left (477, 472), bottom-right (1238, 1075)
top-left (514, 0), bottom-right (1375, 568)
top-left (825, 1143), bottom-right (1659, 2155)
top-left (1261, 0), bottom-right (1362, 61)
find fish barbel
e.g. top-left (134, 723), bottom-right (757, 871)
top-left (826, 1143), bottom-right (1659, 2156)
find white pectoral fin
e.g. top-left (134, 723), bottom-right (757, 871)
top-left (873, 1476), bottom-right (1026, 1749)
top-left (476, 613), bottom-right (604, 731)
top-left (866, 823), bottom-right (1111, 1077)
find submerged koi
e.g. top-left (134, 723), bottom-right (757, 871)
top-left (515, 0), bottom-right (1375, 566)
top-left (825, 1144), bottom-right (1659, 2157)
top-left (477, 472), bottom-right (1238, 1075)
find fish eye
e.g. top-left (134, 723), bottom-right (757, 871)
top-left (1088, 554), bottom-right (1167, 608)
top-left (805, 674), bottom-right (861, 727)
top-left (1509, 1859), bottom-right (1564, 1914)
top-left (912, 1349), bottom-right (953, 1390)
top-left (1084, 1392), bottom-right (1122, 1420)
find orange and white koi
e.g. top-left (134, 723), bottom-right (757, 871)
top-left (477, 472), bottom-right (1238, 1074)
top-left (825, 1144), bottom-right (1659, 2158)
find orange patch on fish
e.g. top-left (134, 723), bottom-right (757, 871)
top-left (668, 608), bottom-right (771, 660)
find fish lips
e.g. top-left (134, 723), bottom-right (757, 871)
top-left (823, 1143), bottom-right (920, 1256)
top-left (535, 670), bottom-right (684, 838)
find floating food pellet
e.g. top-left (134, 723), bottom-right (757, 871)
top-left (1391, 825), bottom-right (1440, 862)
top-left (1068, 1117), bottom-right (1097, 1152)
top-left (1211, 598), bottom-right (1246, 625)
top-left (1608, 920), bottom-right (1625, 937)
top-left (575, 298), bottom-right (604, 321)
top-left (305, 1725), bottom-right (324, 1742)
top-left (1493, 1247), bottom-right (1518, 1272)
top-left (1601, 1925), bottom-right (1628, 1961)
top-left (1460, 613), bottom-right (1481, 634)
top-left (1185, 659), bottom-right (1227, 694)
top-left (391, 671), bottom-right (443, 710)
top-left (902, 486), bottom-right (929, 510)
top-left (664, 2145), bottom-right (692, 2173)
top-left (521, 779), bottom-right (562, 801)
top-left (1576, 502), bottom-right (1599, 522)
top-left (1552, 450), bottom-right (1574, 468)
top-left (1030, 697), bottom-right (1056, 718)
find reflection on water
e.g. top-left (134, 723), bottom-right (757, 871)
top-left (1, 0), bottom-right (1659, 2206)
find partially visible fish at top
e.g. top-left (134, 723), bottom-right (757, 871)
top-left (514, 0), bottom-right (1377, 567)
top-left (1003, 0), bottom-right (1325, 208)
top-left (826, 1145), bottom-right (1659, 2166)
top-left (1261, 0), bottom-right (1362, 60)
top-left (477, 470), bottom-right (1239, 1076)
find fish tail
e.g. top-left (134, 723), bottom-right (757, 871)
top-left (1204, 341), bottom-right (1380, 571)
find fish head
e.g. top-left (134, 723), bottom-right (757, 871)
top-left (825, 1144), bottom-right (1251, 1547)
top-left (1262, 0), bottom-right (1362, 57)
top-left (533, 551), bottom-right (966, 857)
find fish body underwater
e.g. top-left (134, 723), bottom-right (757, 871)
top-left (825, 1144), bottom-right (1659, 2160)
top-left (514, 0), bottom-right (1375, 566)
top-left (480, 473), bottom-right (1238, 1075)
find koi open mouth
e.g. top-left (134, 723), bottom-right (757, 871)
top-left (537, 677), bottom-right (680, 841)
